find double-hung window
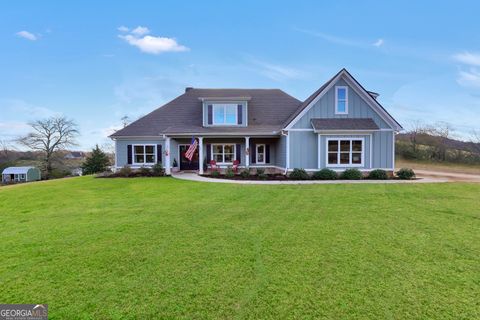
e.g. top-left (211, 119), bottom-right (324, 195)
top-left (134, 145), bottom-right (156, 164)
top-left (213, 104), bottom-right (237, 125)
top-left (335, 86), bottom-right (348, 114)
top-left (212, 144), bottom-right (235, 163)
top-left (327, 139), bottom-right (363, 166)
top-left (256, 144), bottom-right (265, 164)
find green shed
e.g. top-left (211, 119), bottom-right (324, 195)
top-left (1, 166), bottom-right (41, 183)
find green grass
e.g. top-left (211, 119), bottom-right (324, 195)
top-left (1, 177), bottom-right (479, 319)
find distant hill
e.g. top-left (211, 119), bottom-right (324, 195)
top-left (397, 133), bottom-right (480, 153)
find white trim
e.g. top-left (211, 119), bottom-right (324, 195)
top-left (317, 134), bottom-right (321, 169)
top-left (369, 134), bottom-right (373, 169)
top-left (165, 138), bottom-right (171, 175)
top-left (392, 132), bottom-right (396, 170)
top-left (255, 144), bottom-right (266, 164)
top-left (212, 103), bottom-right (238, 126)
top-left (335, 86), bottom-right (348, 114)
top-left (198, 137), bottom-right (204, 174)
top-left (132, 144), bottom-right (156, 166)
top-left (284, 70), bottom-right (402, 131)
top-left (285, 132), bottom-right (290, 174)
top-left (245, 136), bottom-right (250, 167)
top-left (325, 138), bottom-right (365, 168)
top-left (287, 128), bottom-right (314, 132)
top-left (315, 130), bottom-right (378, 134)
top-left (285, 168), bottom-right (394, 172)
top-left (211, 143), bottom-right (237, 165)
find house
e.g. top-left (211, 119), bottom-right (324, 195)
top-left (110, 69), bottom-right (402, 175)
top-left (2, 166), bottom-right (41, 183)
top-left (64, 151), bottom-right (86, 160)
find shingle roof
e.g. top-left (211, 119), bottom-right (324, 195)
top-left (311, 118), bottom-right (379, 131)
top-left (111, 89), bottom-right (301, 137)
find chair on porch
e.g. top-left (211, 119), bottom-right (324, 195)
top-left (232, 160), bottom-right (240, 173)
top-left (209, 160), bottom-right (218, 172)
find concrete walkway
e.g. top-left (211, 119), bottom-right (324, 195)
top-left (172, 172), bottom-right (447, 185)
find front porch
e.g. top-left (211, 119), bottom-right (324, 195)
top-left (165, 136), bottom-right (284, 175)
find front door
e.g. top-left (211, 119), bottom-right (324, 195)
top-left (179, 145), bottom-right (199, 170)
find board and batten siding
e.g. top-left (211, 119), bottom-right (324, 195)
top-left (115, 139), bottom-right (165, 168)
top-left (288, 131), bottom-right (394, 170)
top-left (292, 79), bottom-right (391, 129)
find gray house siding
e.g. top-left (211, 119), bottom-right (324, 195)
top-left (287, 131), bottom-right (393, 170)
top-left (372, 130), bottom-right (394, 169)
top-left (275, 135), bottom-right (287, 168)
top-left (288, 131), bottom-right (318, 169)
top-left (203, 101), bottom-right (248, 127)
top-left (292, 79), bottom-right (390, 129)
top-left (115, 139), bottom-right (165, 168)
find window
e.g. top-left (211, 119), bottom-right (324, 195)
top-left (256, 144), bottom-right (265, 164)
top-left (335, 86), bottom-right (348, 114)
top-left (133, 145), bottom-right (156, 164)
top-left (212, 144), bottom-right (235, 163)
top-left (213, 104), bottom-right (237, 125)
top-left (327, 139), bottom-right (363, 166)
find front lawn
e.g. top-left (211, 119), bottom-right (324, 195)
top-left (0, 177), bottom-right (479, 319)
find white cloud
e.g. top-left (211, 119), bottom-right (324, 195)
top-left (453, 52), bottom-right (480, 66)
top-left (456, 68), bottom-right (480, 87)
top-left (131, 26), bottom-right (150, 36)
top-left (117, 26), bottom-right (129, 32)
top-left (373, 39), bottom-right (384, 47)
top-left (246, 57), bottom-right (305, 81)
top-left (119, 34), bottom-right (189, 54)
top-left (16, 31), bottom-right (37, 41)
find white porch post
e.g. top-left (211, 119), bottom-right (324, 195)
top-left (245, 136), bottom-right (250, 167)
top-left (165, 137), bottom-right (171, 175)
top-left (198, 137), bottom-right (204, 174)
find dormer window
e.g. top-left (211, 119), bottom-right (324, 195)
top-left (213, 104), bottom-right (237, 125)
top-left (335, 86), bottom-right (348, 114)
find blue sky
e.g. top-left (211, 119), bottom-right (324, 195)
top-left (2, 1), bottom-right (480, 149)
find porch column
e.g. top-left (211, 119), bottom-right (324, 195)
top-left (245, 136), bottom-right (250, 167)
top-left (198, 137), bottom-right (204, 174)
top-left (165, 137), bottom-right (171, 175)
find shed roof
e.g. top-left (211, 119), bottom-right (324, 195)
top-left (2, 166), bottom-right (38, 174)
top-left (311, 118), bottom-right (379, 131)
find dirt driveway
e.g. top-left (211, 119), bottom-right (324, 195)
top-left (412, 169), bottom-right (480, 182)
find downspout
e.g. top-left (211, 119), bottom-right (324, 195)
top-left (281, 130), bottom-right (289, 175)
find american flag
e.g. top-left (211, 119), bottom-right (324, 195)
top-left (185, 137), bottom-right (198, 161)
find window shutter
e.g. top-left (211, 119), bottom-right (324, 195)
top-left (207, 105), bottom-right (213, 125)
top-left (265, 145), bottom-right (270, 163)
top-left (251, 144), bottom-right (256, 164)
top-left (236, 144), bottom-right (241, 164)
top-left (237, 104), bottom-right (242, 125)
top-left (127, 145), bottom-right (132, 164)
top-left (157, 144), bottom-right (162, 164)
top-left (206, 144), bottom-right (211, 162)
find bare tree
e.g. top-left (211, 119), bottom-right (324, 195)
top-left (121, 115), bottom-right (131, 128)
top-left (407, 120), bottom-right (430, 154)
top-left (0, 139), bottom-right (12, 160)
top-left (470, 130), bottom-right (480, 154)
top-left (430, 121), bottom-right (454, 161)
top-left (17, 116), bottom-right (79, 178)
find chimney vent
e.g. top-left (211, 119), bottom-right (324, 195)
top-left (185, 87), bottom-right (194, 92)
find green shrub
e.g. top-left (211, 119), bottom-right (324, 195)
top-left (151, 163), bottom-right (165, 176)
top-left (340, 168), bottom-right (362, 180)
top-left (138, 166), bottom-right (152, 176)
top-left (211, 170), bottom-right (220, 178)
top-left (225, 167), bottom-right (235, 178)
top-left (118, 166), bottom-right (132, 177)
top-left (368, 169), bottom-right (388, 180)
top-left (258, 173), bottom-right (268, 180)
top-left (289, 168), bottom-right (309, 180)
top-left (312, 168), bottom-right (337, 180)
top-left (240, 169), bottom-right (250, 179)
top-left (256, 168), bottom-right (265, 175)
top-left (396, 168), bottom-right (415, 180)
top-left (81, 145), bottom-right (110, 175)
